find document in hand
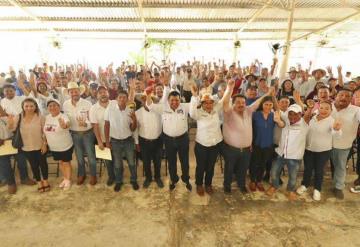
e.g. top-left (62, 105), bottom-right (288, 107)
top-left (0, 140), bottom-right (18, 156)
top-left (95, 145), bottom-right (112, 161)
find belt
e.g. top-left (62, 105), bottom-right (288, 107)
top-left (111, 136), bottom-right (132, 142)
top-left (139, 136), bottom-right (160, 142)
top-left (71, 129), bottom-right (92, 135)
top-left (163, 132), bottom-right (187, 140)
top-left (224, 143), bottom-right (250, 152)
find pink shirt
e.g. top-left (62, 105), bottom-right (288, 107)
top-left (223, 105), bottom-right (256, 148)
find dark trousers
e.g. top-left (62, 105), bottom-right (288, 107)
top-left (302, 149), bottom-right (330, 191)
top-left (194, 142), bottom-right (220, 186)
top-left (183, 90), bottom-right (192, 103)
top-left (0, 155), bottom-right (16, 185)
top-left (23, 150), bottom-right (48, 182)
top-left (249, 145), bottom-right (273, 183)
top-left (163, 133), bottom-right (190, 184)
top-left (139, 136), bottom-right (162, 180)
top-left (223, 143), bottom-right (251, 189)
top-left (357, 136), bottom-right (360, 177)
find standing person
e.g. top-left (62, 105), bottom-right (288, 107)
top-left (0, 84), bottom-right (35, 185)
top-left (43, 99), bottom-right (73, 190)
top-left (182, 69), bottom-right (196, 102)
top-left (89, 86), bottom-right (115, 186)
top-left (222, 80), bottom-right (274, 194)
top-left (189, 89), bottom-right (223, 196)
top-left (266, 104), bottom-right (309, 201)
top-left (249, 96), bottom-right (284, 192)
top-left (330, 89), bottom-right (360, 199)
top-left (135, 94), bottom-right (164, 188)
top-left (0, 107), bottom-right (17, 194)
top-left (8, 98), bottom-right (49, 193)
top-left (146, 86), bottom-right (194, 191)
top-left (63, 82), bottom-right (97, 186)
top-left (104, 90), bottom-right (139, 192)
top-left (296, 101), bottom-right (342, 201)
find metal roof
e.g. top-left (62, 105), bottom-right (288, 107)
top-left (0, 0), bottom-right (359, 42)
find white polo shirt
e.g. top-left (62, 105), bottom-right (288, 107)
top-left (1, 96), bottom-right (26, 115)
top-left (276, 118), bottom-right (309, 160)
top-left (331, 104), bottom-right (360, 149)
top-left (104, 102), bottom-right (133, 140)
top-left (306, 115), bottom-right (342, 152)
top-left (148, 101), bottom-right (189, 137)
top-left (189, 96), bottom-right (223, 147)
top-left (135, 107), bottom-right (162, 140)
top-left (63, 98), bottom-right (92, 132)
top-left (89, 101), bottom-right (109, 142)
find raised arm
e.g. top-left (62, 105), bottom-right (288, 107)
top-left (189, 84), bottom-right (199, 120)
top-left (223, 79), bottom-right (235, 113)
top-left (337, 65), bottom-right (344, 88)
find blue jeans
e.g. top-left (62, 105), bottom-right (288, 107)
top-left (331, 148), bottom-right (351, 190)
top-left (111, 137), bottom-right (137, 184)
top-left (15, 151), bottom-right (30, 181)
top-left (71, 130), bottom-right (97, 177)
top-left (223, 144), bottom-right (251, 189)
top-left (0, 155), bottom-right (16, 185)
top-left (271, 156), bottom-right (301, 191)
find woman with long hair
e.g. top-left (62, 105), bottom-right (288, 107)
top-left (278, 79), bottom-right (295, 104)
top-left (249, 96), bottom-right (284, 192)
top-left (8, 98), bottom-right (49, 192)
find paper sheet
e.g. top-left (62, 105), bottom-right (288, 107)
top-left (0, 140), bottom-right (18, 156)
top-left (95, 145), bottom-right (112, 161)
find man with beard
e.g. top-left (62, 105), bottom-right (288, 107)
top-left (89, 86), bottom-right (115, 186)
top-left (330, 88), bottom-right (360, 199)
top-left (63, 82), bottom-right (97, 186)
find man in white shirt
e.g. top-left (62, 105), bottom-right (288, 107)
top-left (134, 94), bottom-right (164, 188)
top-left (266, 104), bottom-right (309, 201)
top-left (89, 86), bottom-right (115, 186)
top-left (63, 82), bottom-right (97, 186)
top-left (104, 90), bottom-right (138, 192)
top-left (146, 86), bottom-right (195, 191)
top-left (0, 84), bottom-right (36, 186)
top-left (330, 88), bottom-right (360, 199)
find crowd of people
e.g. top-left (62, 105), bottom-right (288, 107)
top-left (0, 58), bottom-right (359, 202)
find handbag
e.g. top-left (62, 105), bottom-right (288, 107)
top-left (11, 114), bottom-right (23, 149)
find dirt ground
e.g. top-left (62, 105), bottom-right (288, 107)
top-left (1, 131), bottom-right (360, 247)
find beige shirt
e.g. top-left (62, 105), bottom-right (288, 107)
top-left (19, 114), bottom-right (45, 152)
top-left (223, 105), bottom-right (256, 148)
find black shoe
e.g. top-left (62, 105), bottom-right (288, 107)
top-left (169, 183), bottom-right (176, 191)
top-left (224, 187), bottom-right (231, 194)
top-left (239, 186), bottom-right (249, 194)
top-left (106, 179), bottom-right (114, 187)
top-left (143, 179), bottom-right (151, 188)
top-left (155, 179), bottom-right (164, 188)
top-left (114, 183), bottom-right (122, 192)
top-left (185, 182), bottom-right (192, 191)
top-left (131, 182), bottom-right (140, 191)
top-left (334, 188), bottom-right (344, 200)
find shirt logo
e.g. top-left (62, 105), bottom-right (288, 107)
top-left (177, 109), bottom-right (184, 114)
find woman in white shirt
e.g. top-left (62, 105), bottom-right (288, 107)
top-left (44, 99), bottom-right (73, 190)
top-left (297, 100), bottom-right (342, 201)
top-left (190, 88), bottom-right (223, 196)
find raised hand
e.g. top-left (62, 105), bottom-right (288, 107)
top-left (227, 79), bottom-right (235, 89)
top-left (326, 66), bottom-right (333, 74)
top-left (76, 115), bottom-right (86, 127)
top-left (58, 117), bottom-right (67, 129)
top-left (293, 90), bottom-right (301, 103)
top-left (268, 86), bottom-right (276, 97)
top-left (191, 84), bottom-right (198, 96)
top-left (274, 110), bottom-right (282, 123)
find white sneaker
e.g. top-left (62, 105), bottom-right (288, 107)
top-left (313, 189), bottom-right (321, 201)
top-left (59, 179), bottom-right (66, 188)
top-left (63, 180), bottom-right (71, 191)
top-left (296, 185), bottom-right (307, 195)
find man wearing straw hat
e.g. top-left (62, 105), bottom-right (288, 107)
top-left (63, 81), bottom-right (97, 186)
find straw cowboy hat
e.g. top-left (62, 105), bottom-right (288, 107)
top-left (245, 74), bottom-right (258, 81)
top-left (287, 67), bottom-right (298, 74)
top-left (311, 68), bottom-right (326, 78)
top-left (200, 93), bottom-right (214, 103)
top-left (67, 81), bottom-right (86, 95)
